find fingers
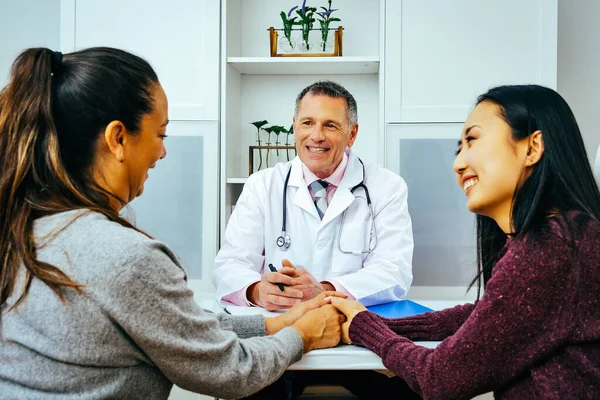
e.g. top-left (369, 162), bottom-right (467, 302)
top-left (260, 282), bottom-right (303, 299)
top-left (341, 320), bottom-right (352, 344)
top-left (322, 290), bottom-right (348, 299)
top-left (329, 297), bottom-right (349, 313)
top-left (279, 266), bottom-right (297, 277)
top-left (256, 279), bottom-right (304, 310)
top-left (262, 293), bottom-right (301, 311)
top-left (264, 271), bottom-right (296, 286)
top-left (330, 298), bottom-right (364, 320)
top-left (281, 259), bottom-right (296, 270)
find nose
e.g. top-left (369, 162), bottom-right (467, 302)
top-left (453, 148), bottom-right (466, 175)
top-left (160, 143), bottom-right (167, 160)
top-left (309, 124), bottom-right (326, 142)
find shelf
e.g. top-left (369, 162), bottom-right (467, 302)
top-left (227, 178), bottom-right (248, 184)
top-left (227, 57), bottom-right (379, 75)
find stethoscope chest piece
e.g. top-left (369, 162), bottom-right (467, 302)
top-left (276, 233), bottom-right (291, 250)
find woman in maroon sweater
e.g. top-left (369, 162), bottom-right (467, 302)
top-left (332, 85), bottom-right (600, 399)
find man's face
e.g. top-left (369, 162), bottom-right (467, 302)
top-left (293, 93), bottom-right (358, 179)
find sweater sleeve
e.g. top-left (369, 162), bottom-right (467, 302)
top-left (100, 240), bottom-right (303, 399)
top-left (349, 231), bottom-right (579, 400)
top-left (380, 303), bottom-right (475, 341)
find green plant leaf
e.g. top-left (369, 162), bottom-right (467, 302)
top-left (329, 18), bottom-right (341, 22)
top-left (251, 120), bottom-right (269, 129)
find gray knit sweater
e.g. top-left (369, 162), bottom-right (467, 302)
top-left (0, 210), bottom-right (303, 399)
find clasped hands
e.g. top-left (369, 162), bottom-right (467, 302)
top-left (257, 259), bottom-right (369, 350)
top-left (248, 259), bottom-right (336, 311)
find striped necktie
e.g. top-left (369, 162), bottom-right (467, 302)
top-left (310, 179), bottom-right (329, 219)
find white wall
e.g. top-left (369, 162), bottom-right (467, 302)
top-left (557, 0), bottom-right (600, 164)
top-left (0, 0), bottom-right (61, 86)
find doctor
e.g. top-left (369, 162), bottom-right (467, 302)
top-left (214, 81), bottom-right (414, 311)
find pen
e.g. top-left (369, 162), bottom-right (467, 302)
top-left (268, 263), bottom-right (285, 292)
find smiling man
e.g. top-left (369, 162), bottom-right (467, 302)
top-left (212, 80), bottom-right (416, 399)
top-left (213, 80), bottom-right (414, 311)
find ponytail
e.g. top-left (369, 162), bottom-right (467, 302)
top-left (0, 48), bottom-right (84, 310)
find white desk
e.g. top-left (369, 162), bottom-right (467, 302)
top-left (196, 298), bottom-right (464, 371)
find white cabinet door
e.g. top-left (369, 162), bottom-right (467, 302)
top-left (386, 124), bottom-right (476, 288)
top-left (126, 121), bottom-right (219, 294)
top-left (385, 0), bottom-right (557, 123)
top-left (61, 0), bottom-right (219, 121)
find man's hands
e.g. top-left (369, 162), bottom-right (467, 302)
top-left (248, 259), bottom-right (336, 311)
top-left (247, 264), bottom-right (304, 311)
top-left (281, 259), bottom-right (332, 301)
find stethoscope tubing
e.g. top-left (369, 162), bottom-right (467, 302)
top-left (278, 158), bottom-right (375, 253)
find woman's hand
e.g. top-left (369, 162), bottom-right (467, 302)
top-left (330, 298), bottom-right (367, 344)
top-left (265, 290), bottom-right (347, 335)
top-left (291, 304), bottom-right (346, 352)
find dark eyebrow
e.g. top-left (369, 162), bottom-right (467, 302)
top-left (457, 124), bottom-right (481, 145)
top-left (161, 119), bottom-right (169, 127)
top-left (464, 124), bottom-right (480, 136)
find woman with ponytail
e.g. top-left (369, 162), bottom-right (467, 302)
top-left (0, 47), bottom-right (345, 399)
top-left (331, 85), bottom-right (600, 399)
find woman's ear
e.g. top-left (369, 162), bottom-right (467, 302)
top-left (103, 121), bottom-right (127, 162)
top-left (525, 130), bottom-right (544, 167)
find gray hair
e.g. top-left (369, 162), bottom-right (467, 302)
top-left (294, 81), bottom-right (358, 127)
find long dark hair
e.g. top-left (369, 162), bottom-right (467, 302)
top-left (0, 47), bottom-right (159, 310)
top-left (469, 85), bottom-right (600, 296)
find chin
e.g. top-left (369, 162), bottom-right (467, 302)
top-left (467, 199), bottom-right (485, 215)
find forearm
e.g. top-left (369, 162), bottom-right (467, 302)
top-left (216, 313), bottom-right (266, 339)
top-left (382, 302), bottom-right (475, 341)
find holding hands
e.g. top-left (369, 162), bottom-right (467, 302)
top-left (264, 291), bottom-right (348, 352)
top-left (330, 298), bottom-right (368, 344)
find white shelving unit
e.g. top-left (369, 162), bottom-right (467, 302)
top-left (219, 0), bottom-right (385, 241)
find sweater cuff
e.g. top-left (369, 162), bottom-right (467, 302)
top-left (219, 314), bottom-right (266, 339)
top-left (276, 327), bottom-right (304, 364)
top-left (349, 311), bottom-right (394, 351)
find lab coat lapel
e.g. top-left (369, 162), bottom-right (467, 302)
top-left (289, 157), bottom-right (320, 219)
top-left (321, 154), bottom-right (363, 227)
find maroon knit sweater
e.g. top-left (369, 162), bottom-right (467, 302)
top-left (349, 213), bottom-right (600, 399)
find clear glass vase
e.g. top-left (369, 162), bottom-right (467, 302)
top-left (320, 34), bottom-right (334, 52)
top-left (298, 38), bottom-right (312, 52)
top-left (279, 36), bottom-right (295, 52)
top-left (299, 23), bottom-right (312, 52)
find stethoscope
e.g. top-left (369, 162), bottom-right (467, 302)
top-left (276, 158), bottom-right (378, 255)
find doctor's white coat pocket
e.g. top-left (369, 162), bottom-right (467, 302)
top-left (332, 220), bottom-right (372, 273)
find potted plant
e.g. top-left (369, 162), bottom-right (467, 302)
top-left (251, 120), bottom-right (268, 171)
top-left (317, 0), bottom-right (340, 51)
top-left (279, 6), bottom-right (299, 52)
top-left (295, 0), bottom-right (317, 52)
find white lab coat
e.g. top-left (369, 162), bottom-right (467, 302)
top-left (213, 152), bottom-right (414, 306)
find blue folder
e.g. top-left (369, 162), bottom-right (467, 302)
top-left (366, 300), bottom-right (433, 318)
